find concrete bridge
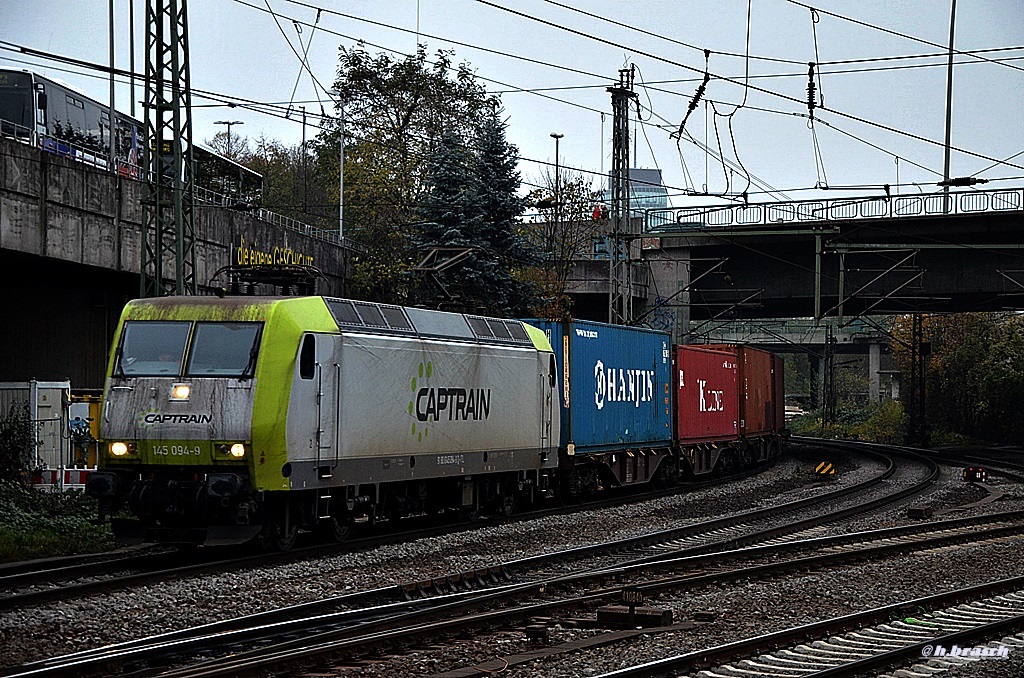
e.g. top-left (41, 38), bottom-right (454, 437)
top-left (0, 135), bottom-right (348, 388)
top-left (638, 188), bottom-right (1024, 343)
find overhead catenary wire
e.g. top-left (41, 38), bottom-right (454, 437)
top-left (5, 0), bottom-right (1021, 200)
top-left (0, 39), bottom-right (951, 200)
top-left (781, 0), bottom-right (1024, 74)
top-left (283, 7), bottom-right (325, 118)
top-left (0, 41), bottom-right (948, 202)
top-left (229, 0), bottom-right (609, 117)
top-left (236, 0), bottom-right (1024, 183)
top-left (5, 9), bottom-right (1020, 181)
top-left (468, 0), bottom-right (1024, 173)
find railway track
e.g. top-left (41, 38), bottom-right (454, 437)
top-left (0, 439), bottom-right (879, 612)
top-left (0, 464), bottom-right (776, 612)
top-left (14, 508), bottom-right (1022, 677)
top-left (3, 442), bottom-right (982, 677)
top-left (598, 579), bottom-right (1024, 677)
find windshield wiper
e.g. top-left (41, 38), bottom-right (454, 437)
top-left (241, 343), bottom-right (258, 379)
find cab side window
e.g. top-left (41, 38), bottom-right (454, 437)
top-left (299, 335), bottom-right (315, 379)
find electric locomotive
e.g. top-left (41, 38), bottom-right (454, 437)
top-left (86, 296), bottom-right (560, 547)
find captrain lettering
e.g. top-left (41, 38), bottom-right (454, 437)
top-left (416, 388), bottom-right (491, 422)
top-left (142, 413), bottom-right (212, 425)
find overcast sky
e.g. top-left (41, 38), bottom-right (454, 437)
top-left (2, 0), bottom-right (1022, 206)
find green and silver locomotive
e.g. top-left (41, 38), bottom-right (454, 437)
top-left (87, 296), bottom-right (560, 547)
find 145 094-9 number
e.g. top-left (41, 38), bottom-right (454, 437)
top-left (152, 444), bottom-right (201, 456)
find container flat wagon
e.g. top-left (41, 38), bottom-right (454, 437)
top-left (525, 320), bottom-right (673, 493)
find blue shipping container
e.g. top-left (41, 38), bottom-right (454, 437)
top-left (523, 320), bottom-right (672, 453)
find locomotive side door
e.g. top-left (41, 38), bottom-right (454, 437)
top-left (541, 353), bottom-right (556, 444)
top-left (293, 333), bottom-right (339, 470)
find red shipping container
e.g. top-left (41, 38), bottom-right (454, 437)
top-left (673, 345), bottom-right (740, 443)
top-left (704, 345), bottom-right (775, 436)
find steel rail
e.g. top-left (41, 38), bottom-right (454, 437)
top-left (596, 577), bottom-right (1024, 677)
top-left (110, 511), bottom-right (1024, 678)
top-left (0, 464), bottom-right (770, 610)
top-left (8, 446), bottom-right (980, 677)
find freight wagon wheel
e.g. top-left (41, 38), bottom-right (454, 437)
top-left (579, 468), bottom-right (599, 496)
top-left (654, 457), bottom-right (681, 488)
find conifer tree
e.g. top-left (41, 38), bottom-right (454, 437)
top-left (415, 114), bottom-right (538, 316)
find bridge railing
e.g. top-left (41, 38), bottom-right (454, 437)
top-left (0, 119), bottom-right (145, 179)
top-left (1, 119), bottom-right (359, 250)
top-left (645, 187), bottom-right (1024, 232)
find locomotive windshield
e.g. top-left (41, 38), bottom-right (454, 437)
top-left (118, 321), bottom-right (190, 376)
top-left (186, 322), bottom-right (262, 377)
top-left (116, 320), bottom-right (262, 378)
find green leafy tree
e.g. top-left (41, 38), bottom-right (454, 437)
top-left (891, 313), bottom-right (1024, 444)
top-left (245, 134), bottom-right (331, 228)
top-left (205, 129), bottom-right (251, 161)
top-left (522, 169), bottom-right (600, 319)
top-left (314, 45), bottom-right (499, 303)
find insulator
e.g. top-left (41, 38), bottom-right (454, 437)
top-left (806, 63), bottom-right (817, 117)
top-left (677, 72), bottom-right (710, 136)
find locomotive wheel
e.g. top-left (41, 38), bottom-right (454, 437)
top-left (270, 520), bottom-right (298, 551)
top-left (262, 503), bottom-right (298, 551)
top-left (321, 514), bottom-right (351, 542)
top-left (496, 490), bottom-right (517, 518)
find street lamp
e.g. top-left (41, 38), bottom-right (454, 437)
top-left (550, 132), bottom-right (564, 231)
top-left (214, 120), bottom-right (244, 157)
top-left (329, 90), bottom-right (346, 243)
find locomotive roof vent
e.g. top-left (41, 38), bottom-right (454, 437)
top-left (325, 297), bottom-right (531, 346)
top-left (326, 298), bottom-right (414, 334)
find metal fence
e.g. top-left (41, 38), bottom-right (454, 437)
top-left (1, 120), bottom-right (354, 249)
top-left (646, 188), bottom-right (1024, 232)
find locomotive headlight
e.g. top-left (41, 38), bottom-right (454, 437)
top-left (170, 383), bottom-right (191, 401)
top-left (218, 442), bottom-right (247, 458)
top-left (110, 441), bottom-right (129, 456)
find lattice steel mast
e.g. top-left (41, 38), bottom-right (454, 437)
top-left (141, 0), bottom-right (196, 296)
top-left (608, 67), bottom-right (637, 324)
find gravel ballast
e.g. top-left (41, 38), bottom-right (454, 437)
top-left (1, 448), bottom-right (1015, 675)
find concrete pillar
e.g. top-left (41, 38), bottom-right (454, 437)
top-left (869, 341), bottom-right (881, 404)
top-left (676, 276), bottom-right (690, 344)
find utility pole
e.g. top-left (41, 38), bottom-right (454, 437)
top-left (141, 0), bottom-right (196, 296)
top-left (608, 67), bottom-right (638, 325)
top-left (339, 99), bottom-right (345, 242)
top-left (942, 0), bottom-right (957, 213)
top-left (908, 313), bottom-right (930, 446)
top-left (822, 324), bottom-right (837, 428)
top-left (108, 0), bottom-right (116, 173)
